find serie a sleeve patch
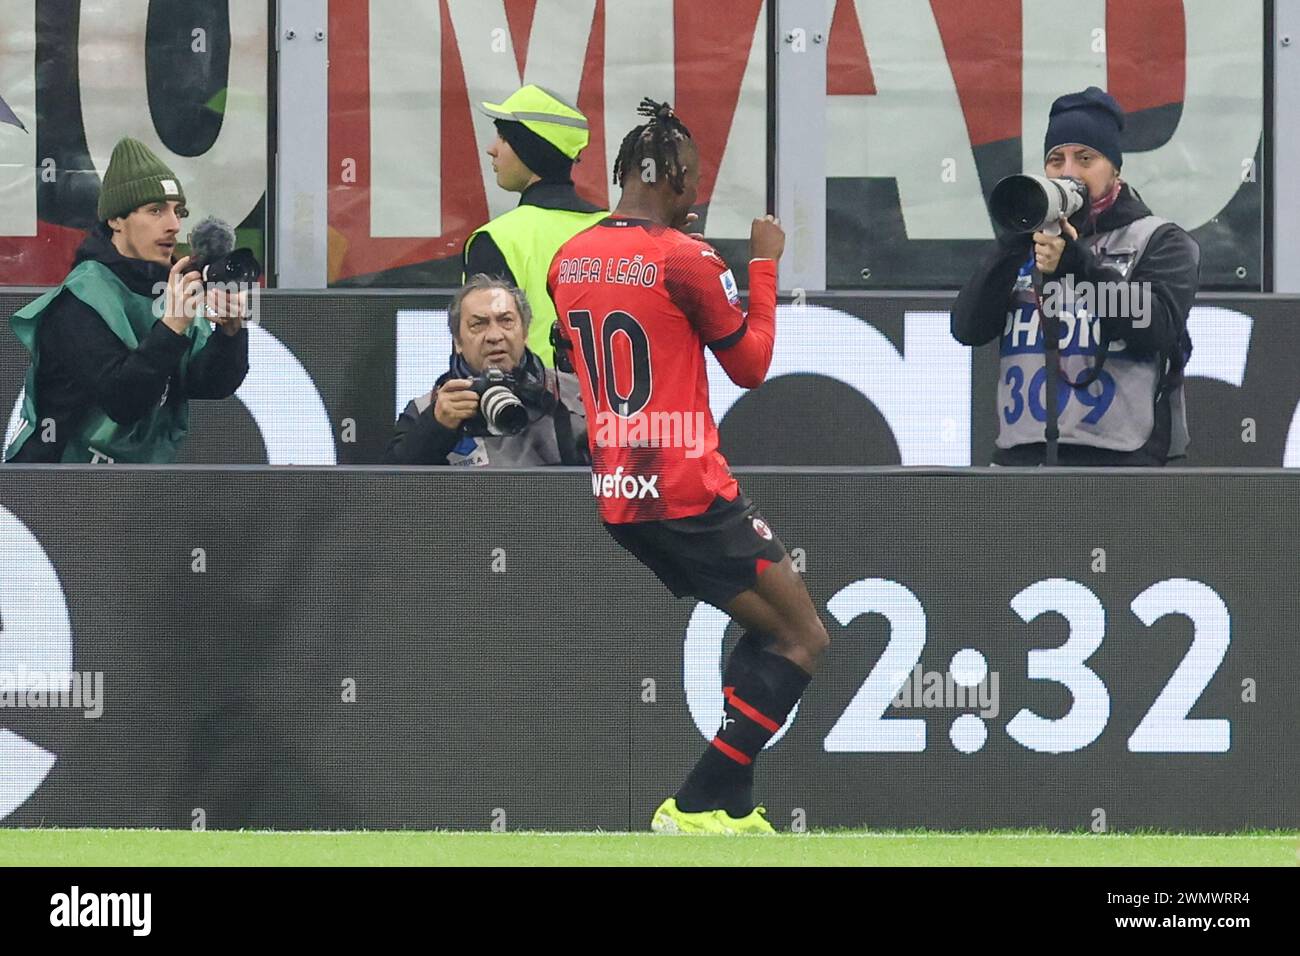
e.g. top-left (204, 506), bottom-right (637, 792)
top-left (719, 268), bottom-right (740, 305)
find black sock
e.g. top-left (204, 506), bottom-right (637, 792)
top-left (675, 633), bottom-right (811, 817)
top-left (675, 633), bottom-right (762, 815)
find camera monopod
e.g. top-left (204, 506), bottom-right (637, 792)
top-left (1032, 268), bottom-right (1063, 466)
top-left (1031, 268), bottom-right (1112, 467)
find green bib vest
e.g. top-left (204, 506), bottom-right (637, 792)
top-left (5, 259), bottom-right (210, 463)
top-left (466, 204), bottom-right (606, 366)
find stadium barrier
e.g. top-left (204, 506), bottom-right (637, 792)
top-left (3, 291), bottom-right (1297, 468)
top-left (0, 468), bottom-right (1295, 831)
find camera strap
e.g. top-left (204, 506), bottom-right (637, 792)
top-left (1034, 282), bottom-right (1110, 392)
top-left (544, 369), bottom-right (584, 466)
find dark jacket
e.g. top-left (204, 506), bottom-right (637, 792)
top-left (384, 349), bottom-right (589, 466)
top-left (7, 228), bottom-right (249, 463)
top-left (951, 183), bottom-right (1200, 465)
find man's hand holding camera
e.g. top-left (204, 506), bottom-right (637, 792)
top-left (1033, 218), bottom-right (1078, 276)
top-left (433, 379), bottom-right (480, 430)
top-left (161, 255), bottom-right (250, 337)
top-left (204, 283), bottom-right (250, 337)
top-left (161, 256), bottom-right (202, 335)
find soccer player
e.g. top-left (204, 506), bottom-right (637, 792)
top-left (548, 99), bottom-right (829, 833)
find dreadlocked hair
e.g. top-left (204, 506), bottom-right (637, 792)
top-left (612, 97), bottom-right (693, 194)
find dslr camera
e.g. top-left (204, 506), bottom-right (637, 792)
top-left (188, 216), bottom-right (263, 286)
top-left (466, 368), bottom-right (529, 437)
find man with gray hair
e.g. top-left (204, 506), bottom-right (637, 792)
top-left (384, 274), bottom-right (588, 466)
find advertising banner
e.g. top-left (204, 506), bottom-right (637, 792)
top-left (0, 469), bottom-right (1294, 830)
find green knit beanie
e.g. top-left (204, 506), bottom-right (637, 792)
top-left (96, 137), bottom-right (186, 222)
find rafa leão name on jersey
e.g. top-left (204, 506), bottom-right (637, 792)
top-left (554, 255), bottom-right (660, 287)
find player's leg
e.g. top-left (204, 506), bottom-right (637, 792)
top-left (609, 521), bottom-right (758, 833)
top-left (634, 494), bottom-right (828, 831)
top-left (670, 495), bottom-right (829, 824)
top-left (725, 555), bottom-right (829, 675)
top-left (673, 558), bottom-right (827, 818)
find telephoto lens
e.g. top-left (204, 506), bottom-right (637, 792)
top-left (989, 175), bottom-right (1088, 236)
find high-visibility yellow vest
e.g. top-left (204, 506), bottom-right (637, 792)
top-left (466, 204), bottom-right (607, 366)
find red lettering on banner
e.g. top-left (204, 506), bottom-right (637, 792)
top-left (328, 0), bottom-right (491, 283)
top-left (828, 0), bottom-right (875, 96)
top-left (327, 0), bottom-right (758, 284)
top-left (573, 0), bottom-right (608, 203)
top-left (328, 0), bottom-right (371, 281)
top-left (674, 0), bottom-right (764, 205)
top-left (931, 0), bottom-right (1022, 148)
top-left (505, 0), bottom-right (538, 78)
top-left (832, 0), bottom-right (1023, 146)
top-left (831, 0), bottom-right (1188, 150)
top-left (1106, 0), bottom-right (1185, 113)
top-left (441, 0), bottom-right (493, 244)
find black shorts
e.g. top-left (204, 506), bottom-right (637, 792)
top-left (603, 493), bottom-right (787, 608)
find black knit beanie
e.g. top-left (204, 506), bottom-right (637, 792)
top-left (1044, 86), bottom-right (1125, 170)
top-left (495, 119), bottom-right (574, 183)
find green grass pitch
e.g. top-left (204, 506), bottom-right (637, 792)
top-left (1, 829), bottom-right (1296, 866)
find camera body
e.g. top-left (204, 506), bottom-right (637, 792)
top-left (466, 367), bottom-right (529, 437)
top-left (188, 216), bottom-right (263, 286)
top-left (989, 174), bottom-right (1090, 237)
top-left (192, 248), bottom-right (262, 286)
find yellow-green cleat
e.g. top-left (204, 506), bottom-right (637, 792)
top-left (650, 798), bottom-right (776, 834)
top-left (715, 805), bottom-right (775, 834)
top-left (650, 797), bottom-right (732, 834)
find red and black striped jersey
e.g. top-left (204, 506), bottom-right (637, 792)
top-left (548, 216), bottom-right (777, 523)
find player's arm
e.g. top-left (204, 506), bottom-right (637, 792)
top-left (666, 216), bottom-right (784, 390)
top-left (712, 257), bottom-right (777, 389)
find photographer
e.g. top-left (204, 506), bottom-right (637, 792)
top-left (384, 275), bottom-right (588, 466)
top-left (4, 137), bottom-right (249, 464)
top-left (952, 87), bottom-right (1200, 466)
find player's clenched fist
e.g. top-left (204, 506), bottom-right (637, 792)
top-left (433, 378), bottom-right (479, 430)
top-left (750, 214), bottom-right (784, 262)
